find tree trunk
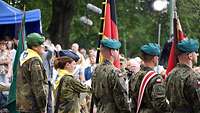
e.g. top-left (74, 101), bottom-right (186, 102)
top-left (48, 0), bottom-right (75, 49)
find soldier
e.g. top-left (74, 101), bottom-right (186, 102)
top-left (54, 50), bottom-right (91, 113)
top-left (91, 38), bottom-right (131, 113)
top-left (166, 38), bottom-right (200, 113)
top-left (129, 43), bottom-right (169, 113)
top-left (16, 33), bottom-right (48, 113)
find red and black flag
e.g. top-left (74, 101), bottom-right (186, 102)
top-left (103, 0), bottom-right (118, 39)
top-left (103, 0), bottom-right (120, 68)
top-left (165, 14), bottom-right (186, 79)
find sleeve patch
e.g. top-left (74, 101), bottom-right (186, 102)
top-left (156, 78), bottom-right (162, 83)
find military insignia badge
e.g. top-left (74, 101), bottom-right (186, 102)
top-left (197, 80), bottom-right (200, 86)
top-left (23, 52), bottom-right (28, 59)
top-left (156, 78), bottom-right (162, 83)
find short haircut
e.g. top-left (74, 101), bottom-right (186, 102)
top-left (140, 51), bottom-right (154, 62)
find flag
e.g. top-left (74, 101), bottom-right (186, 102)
top-left (102, 0), bottom-right (120, 68)
top-left (165, 16), bottom-right (186, 79)
top-left (7, 12), bottom-right (26, 113)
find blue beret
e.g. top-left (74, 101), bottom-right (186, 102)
top-left (58, 50), bottom-right (80, 62)
top-left (177, 38), bottom-right (199, 53)
top-left (101, 38), bottom-right (121, 49)
top-left (26, 33), bottom-right (45, 47)
top-left (141, 43), bottom-right (160, 56)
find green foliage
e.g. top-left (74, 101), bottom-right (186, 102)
top-left (3, 0), bottom-right (200, 57)
top-left (25, 0), bottom-right (52, 32)
top-left (177, 0), bottom-right (200, 38)
top-left (69, 0), bottom-right (102, 49)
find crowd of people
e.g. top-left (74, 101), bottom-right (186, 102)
top-left (0, 32), bottom-right (200, 113)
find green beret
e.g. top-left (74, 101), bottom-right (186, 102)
top-left (26, 33), bottom-right (45, 47)
top-left (177, 38), bottom-right (199, 53)
top-left (141, 43), bottom-right (160, 56)
top-left (101, 38), bottom-right (121, 49)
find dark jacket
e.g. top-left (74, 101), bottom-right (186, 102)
top-left (129, 66), bottom-right (169, 113)
top-left (16, 57), bottom-right (48, 113)
top-left (166, 64), bottom-right (200, 113)
top-left (92, 60), bottom-right (131, 113)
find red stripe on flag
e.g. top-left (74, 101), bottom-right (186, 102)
top-left (111, 20), bottom-right (118, 39)
top-left (104, 3), bottom-right (111, 38)
top-left (178, 30), bottom-right (186, 41)
top-left (103, 0), bottom-right (120, 68)
top-left (165, 41), bottom-right (176, 75)
top-left (165, 18), bottom-right (186, 79)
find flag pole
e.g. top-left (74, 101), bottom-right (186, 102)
top-left (172, 1), bottom-right (178, 66)
top-left (22, 4), bottom-right (26, 49)
top-left (165, 0), bottom-right (177, 78)
top-left (90, 1), bottom-right (106, 113)
top-left (169, 0), bottom-right (174, 39)
top-left (95, 1), bottom-right (106, 64)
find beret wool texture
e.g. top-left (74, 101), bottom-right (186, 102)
top-left (177, 38), bottom-right (199, 53)
top-left (141, 43), bottom-right (160, 56)
top-left (101, 38), bottom-right (121, 49)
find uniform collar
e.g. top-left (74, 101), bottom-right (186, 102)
top-left (54, 69), bottom-right (73, 89)
top-left (176, 63), bottom-right (192, 69)
top-left (20, 49), bottom-right (42, 66)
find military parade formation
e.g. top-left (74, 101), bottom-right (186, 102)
top-left (0, 0), bottom-right (200, 113)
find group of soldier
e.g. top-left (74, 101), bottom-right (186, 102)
top-left (14, 32), bottom-right (200, 113)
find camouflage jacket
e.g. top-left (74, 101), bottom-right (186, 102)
top-left (129, 66), bottom-right (169, 113)
top-left (55, 74), bottom-right (91, 113)
top-left (16, 57), bottom-right (48, 113)
top-left (166, 64), bottom-right (200, 113)
top-left (92, 60), bottom-right (131, 113)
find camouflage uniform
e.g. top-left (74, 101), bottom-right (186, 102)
top-left (92, 60), bottom-right (131, 113)
top-left (16, 33), bottom-right (48, 113)
top-left (129, 66), bottom-right (169, 113)
top-left (55, 74), bottom-right (91, 113)
top-left (166, 64), bottom-right (200, 113)
top-left (16, 57), bottom-right (48, 113)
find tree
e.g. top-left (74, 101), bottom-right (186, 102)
top-left (48, 0), bottom-right (75, 49)
top-left (4, 0), bottom-right (200, 56)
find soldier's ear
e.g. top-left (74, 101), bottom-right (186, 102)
top-left (110, 49), bottom-right (119, 57)
top-left (152, 56), bottom-right (159, 63)
top-left (188, 53), bottom-right (193, 60)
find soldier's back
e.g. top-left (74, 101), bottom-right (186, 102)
top-left (129, 66), bottom-right (169, 113)
top-left (92, 63), bottom-right (117, 113)
top-left (92, 61), bottom-right (130, 113)
top-left (166, 64), bottom-right (200, 113)
top-left (16, 57), bottom-right (48, 113)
